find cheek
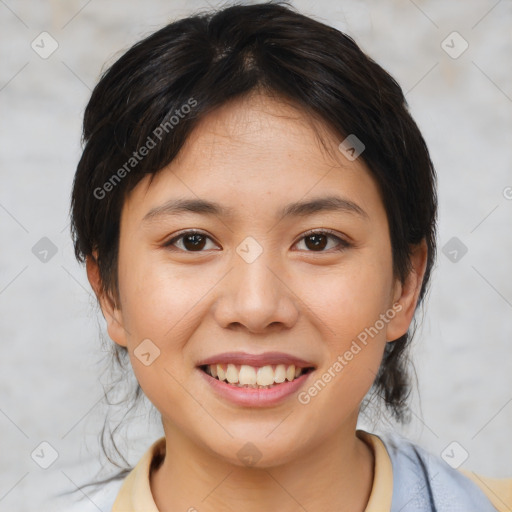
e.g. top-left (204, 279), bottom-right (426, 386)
top-left (117, 241), bottom-right (201, 342)
top-left (117, 259), bottom-right (204, 416)
top-left (299, 252), bottom-right (393, 407)
top-left (308, 256), bottom-right (394, 344)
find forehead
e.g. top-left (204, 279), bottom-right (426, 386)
top-left (123, 92), bottom-right (384, 225)
top-left (176, 92), bottom-right (346, 171)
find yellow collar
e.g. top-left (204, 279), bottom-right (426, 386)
top-left (112, 429), bottom-right (393, 511)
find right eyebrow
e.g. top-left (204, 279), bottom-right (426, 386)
top-left (142, 198), bottom-right (235, 223)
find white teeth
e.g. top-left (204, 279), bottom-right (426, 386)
top-left (256, 365), bottom-right (275, 386)
top-left (239, 365), bottom-right (257, 385)
top-left (206, 363), bottom-right (308, 387)
top-left (274, 364), bottom-right (286, 383)
top-left (226, 364), bottom-right (239, 383)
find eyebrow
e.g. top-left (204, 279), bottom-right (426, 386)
top-left (142, 195), bottom-right (369, 223)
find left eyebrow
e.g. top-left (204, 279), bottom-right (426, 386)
top-left (141, 195), bottom-right (369, 223)
top-left (278, 195), bottom-right (369, 220)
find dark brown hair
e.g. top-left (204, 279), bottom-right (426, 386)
top-left (64, 0), bottom-right (437, 499)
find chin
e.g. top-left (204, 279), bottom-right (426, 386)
top-left (206, 432), bottom-right (304, 469)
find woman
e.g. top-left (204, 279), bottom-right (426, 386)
top-left (66, 2), bottom-right (511, 510)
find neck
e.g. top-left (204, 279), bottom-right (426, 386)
top-left (150, 421), bottom-right (375, 512)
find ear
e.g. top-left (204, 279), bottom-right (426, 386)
top-left (385, 239), bottom-right (429, 342)
top-left (86, 252), bottom-right (128, 348)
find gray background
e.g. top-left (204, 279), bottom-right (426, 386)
top-left (1, 0), bottom-right (511, 510)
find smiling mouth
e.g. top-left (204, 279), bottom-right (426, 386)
top-left (199, 363), bottom-right (315, 389)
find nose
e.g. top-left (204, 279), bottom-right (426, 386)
top-left (212, 245), bottom-right (299, 334)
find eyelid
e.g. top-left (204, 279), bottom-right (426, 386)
top-left (293, 228), bottom-right (352, 252)
top-left (163, 229), bottom-right (218, 250)
top-left (297, 228), bottom-right (350, 244)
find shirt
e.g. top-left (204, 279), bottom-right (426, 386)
top-left (111, 429), bottom-right (512, 511)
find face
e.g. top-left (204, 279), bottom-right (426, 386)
top-left (89, 92), bottom-right (424, 467)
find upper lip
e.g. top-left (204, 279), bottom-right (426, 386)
top-left (197, 351), bottom-right (316, 369)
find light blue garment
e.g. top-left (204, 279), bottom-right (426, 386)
top-left (377, 430), bottom-right (498, 512)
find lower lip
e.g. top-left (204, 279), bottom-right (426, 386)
top-left (198, 368), bottom-right (313, 407)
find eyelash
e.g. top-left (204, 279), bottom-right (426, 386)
top-left (162, 229), bottom-right (351, 253)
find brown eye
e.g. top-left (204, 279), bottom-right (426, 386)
top-left (164, 230), bottom-right (217, 252)
top-left (304, 233), bottom-right (329, 251)
top-left (182, 233), bottom-right (207, 251)
top-left (295, 230), bottom-right (351, 253)
top-left (163, 229), bottom-right (351, 253)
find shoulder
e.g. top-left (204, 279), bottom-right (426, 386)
top-left (458, 469), bottom-right (512, 512)
top-left (376, 429), bottom-right (511, 512)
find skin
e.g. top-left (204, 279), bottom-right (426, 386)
top-left (87, 91), bottom-right (428, 512)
